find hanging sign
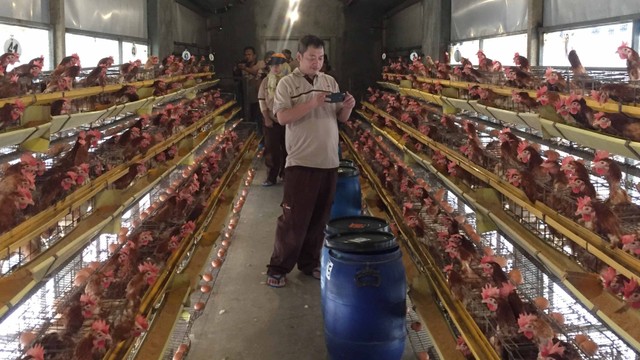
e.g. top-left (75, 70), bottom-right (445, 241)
top-left (132, 43), bottom-right (137, 56)
top-left (381, 53), bottom-right (387, 60)
top-left (409, 51), bottom-right (418, 61)
top-left (182, 50), bottom-right (191, 61)
top-left (4, 35), bottom-right (21, 54)
top-left (209, 53), bottom-right (215, 61)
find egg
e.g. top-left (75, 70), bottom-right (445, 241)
top-left (508, 269), bottom-right (523, 285)
top-left (194, 302), bottom-right (205, 311)
top-left (410, 321), bottom-right (422, 331)
top-left (182, 170), bottom-right (190, 178)
top-left (200, 284), bottom-right (212, 293)
top-left (119, 227), bottom-right (129, 236)
top-left (166, 187), bottom-right (175, 195)
top-left (108, 243), bottom-right (118, 254)
top-left (241, 189), bottom-right (248, 197)
top-left (227, 223), bottom-right (236, 230)
top-left (579, 340), bottom-right (598, 356)
top-left (533, 296), bottom-right (549, 310)
top-left (549, 312), bottom-right (565, 326)
top-left (118, 234), bottom-right (127, 243)
top-left (19, 332), bottom-right (36, 347)
top-left (211, 258), bottom-right (222, 268)
top-left (574, 334), bottom-right (588, 344)
top-left (217, 248), bottom-right (226, 258)
top-left (202, 273), bottom-right (213, 282)
top-left (172, 350), bottom-right (184, 360)
top-left (140, 211), bottom-right (149, 220)
top-left (177, 344), bottom-right (189, 353)
top-left (221, 239), bottom-right (231, 248)
top-left (159, 194), bottom-right (168, 201)
top-left (133, 219), bottom-right (141, 227)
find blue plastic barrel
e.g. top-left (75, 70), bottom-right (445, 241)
top-left (339, 159), bottom-right (355, 168)
top-left (330, 165), bottom-right (362, 220)
top-left (321, 232), bottom-right (407, 360)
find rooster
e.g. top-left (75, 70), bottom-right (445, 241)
top-left (591, 150), bottom-right (631, 206)
top-left (575, 196), bottom-right (622, 247)
top-left (73, 319), bottom-right (111, 360)
top-left (616, 42), bottom-right (640, 80)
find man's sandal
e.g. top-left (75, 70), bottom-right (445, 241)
top-left (266, 274), bottom-right (286, 288)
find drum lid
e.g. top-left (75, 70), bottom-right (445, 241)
top-left (326, 216), bottom-right (388, 235)
top-left (325, 231), bottom-right (397, 253)
top-left (338, 165), bottom-right (359, 177)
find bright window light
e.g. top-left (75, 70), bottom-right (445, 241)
top-left (449, 40), bottom-right (479, 65)
top-left (0, 24), bottom-right (51, 70)
top-left (482, 33), bottom-right (528, 67)
top-left (122, 41), bottom-right (148, 63)
top-left (288, 10), bottom-right (299, 24)
top-left (542, 22), bottom-right (632, 68)
top-left (65, 33), bottom-right (120, 68)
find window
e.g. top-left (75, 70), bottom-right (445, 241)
top-left (449, 40), bottom-right (479, 65)
top-left (0, 24), bottom-right (51, 70)
top-left (542, 22), bottom-right (633, 68)
top-left (482, 34), bottom-right (528, 67)
top-left (65, 33), bottom-right (120, 68)
top-left (122, 41), bottom-right (148, 63)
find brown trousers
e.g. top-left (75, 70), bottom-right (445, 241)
top-left (263, 122), bottom-right (286, 183)
top-left (267, 166), bottom-right (338, 276)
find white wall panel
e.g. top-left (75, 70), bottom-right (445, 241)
top-left (65, 0), bottom-right (147, 38)
top-left (544, 0), bottom-right (640, 27)
top-left (385, 2), bottom-right (423, 50)
top-left (0, 0), bottom-right (49, 23)
top-left (451, 0), bottom-right (527, 41)
top-left (174, 3), bottom-right (207, 46)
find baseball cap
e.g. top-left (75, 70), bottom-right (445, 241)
top-left (269, 53), bottom-right (287, 65)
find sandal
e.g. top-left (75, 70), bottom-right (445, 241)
top-left (266, 274), bottom-right (286, 288)
top-left (306, 267), bottom-right (321, 280)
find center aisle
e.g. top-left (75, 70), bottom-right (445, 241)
top-left (188, 162), bottom-right (328, 360)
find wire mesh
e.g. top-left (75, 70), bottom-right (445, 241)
top-left (345, 108), bottom-right (639, 359)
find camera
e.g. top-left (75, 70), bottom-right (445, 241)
top-left (325, 92), bottom-right (346, 103)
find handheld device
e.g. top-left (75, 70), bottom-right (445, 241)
top-left (326, 92), bottom-right (346, 103)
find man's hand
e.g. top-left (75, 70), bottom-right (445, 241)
top-left (238, 63), bottom-right (246, 70)
top-left (309, 93), bottom-right (328, 108)
top-left (342, 92), bottom-right (356, 110)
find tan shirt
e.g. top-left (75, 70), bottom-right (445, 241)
top-left (273, 68), bottom-right (342, 169)
top-left (257, 77), bottom-right (276, 121)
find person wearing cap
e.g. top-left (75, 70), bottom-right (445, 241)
top-left (265, 35), bottom-right (355, 288)
top-left (282, 49), bottom-right (298, 72)
top-left (257, 52), bottom-right (288, 186)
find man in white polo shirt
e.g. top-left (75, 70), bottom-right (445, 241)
top-left (266, 35), bottom-right (355, 287)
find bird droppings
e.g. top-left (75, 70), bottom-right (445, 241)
top-left (219, 309), bottom-right (226, 315)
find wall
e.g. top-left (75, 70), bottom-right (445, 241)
top-left (174, 3), bottom-right (208, 49)
top-left (384, 2), bottom-right (423, 53)
top-left (209, 0), bottom-right (386, 100)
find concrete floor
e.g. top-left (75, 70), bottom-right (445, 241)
top-left (188, 163), bottom-right (422, 360)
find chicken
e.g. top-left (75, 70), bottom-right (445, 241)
top-left (481, 284), bottom-right (517, 335)
top-left (592, 111), bottom-right (640, 142)
top-left (564, 94), bottom-right (595, 129)
top-left (567, 173), bottom-right (596, 199)
top-left (575, 196), bottom-right (622, 247)
top-left (73, 319), bottom-right (112, 360)
top-left (0, 100), bottom-right (26, 131)
top-left (52, 54), bottom-right (80, 78)
top-left (58, 130), bottom-right (101, 169)
top-left (517, 313), bottom-right (554, 344)
top-left (476, 50), bottom-right (493, 72)
top-left (112, 313), bottom-right (149, 343)
top-left (144, 55), bottom-right (159, 70)
top-left (591, 83), bottom-right (640, 105)
top-left (50, 98), bottom-right (72, 116)
top-left (600, 266), bottom-right (627, 297)
top-left (511, 90), bottom-right (538, 111)
top-left (517, 142), bottom-right (549, 183)
top-left (120, 60), bottom-right (142, 82)
top-left (81, 64), bottom-right (108, 87)
top-left (125, 261), bottom-right (160, 309)
top-left (22, 343), bottom-right (45, 360)
top-left (623, 278), bottom-right (640, 309)
top-left (513, 52), bottom-right (530, 72)
top-left (480, 256), bottom-right (509, 284)
top-left (112, 163), bottom-right (147, 189)
top-left (616, 42), bottom-right (640, 80)
top-left (0, 73), bottom-right (21, 98)
top-left (591, 150), bottom-right (631, 206)
top-left (543, 67), bottom-right (567, 93)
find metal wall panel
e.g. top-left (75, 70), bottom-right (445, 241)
top-left (174, 3), bottom-right (207, 47)
top-left (0, 0), bottom-right (49, 23)
top-left (544, 0), bottom-right (640, 27)
top-left (451, 0), bottom-right (527, 41)
top-left (65, 0), bottom-right (147, 38)
top-left (385, 2), bottom-right (423, 50)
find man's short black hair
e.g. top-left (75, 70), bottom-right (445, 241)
top-left (243, 46), bottom-right (256, 54)
top-left (282, 49), bottom-right (292, 56)
top-left (298, 35), bottom-right (324, 55)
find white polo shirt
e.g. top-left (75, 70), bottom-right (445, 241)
top-left (273, 68), bottom-right (342, 169)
